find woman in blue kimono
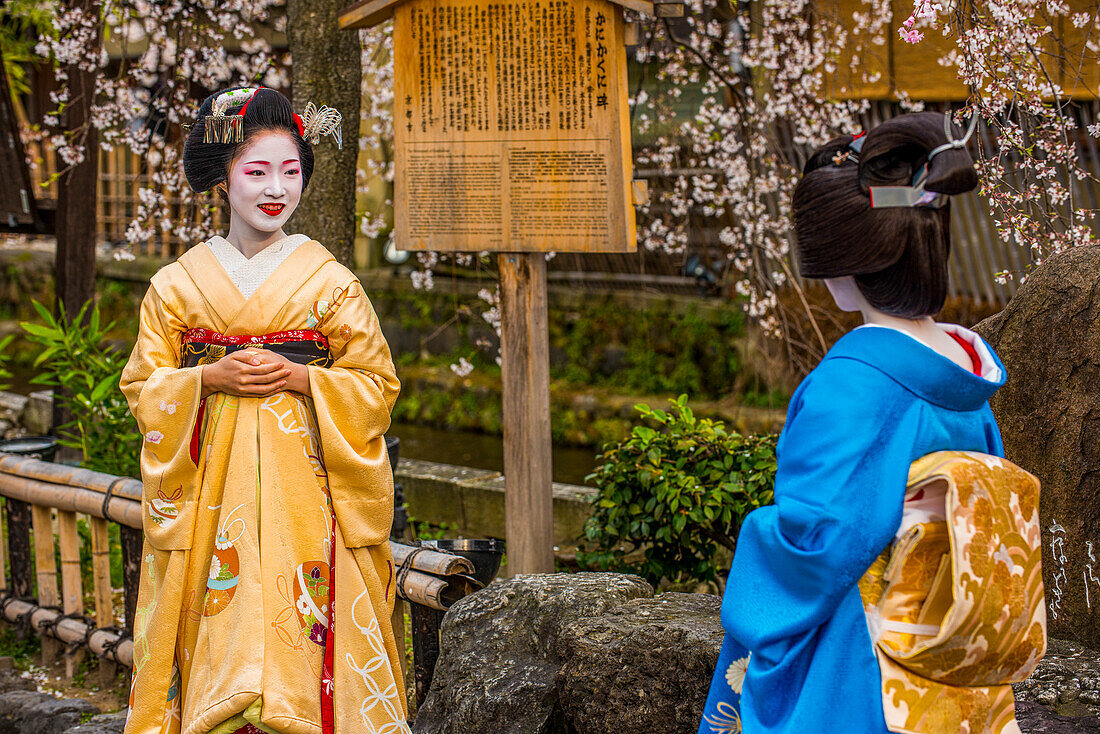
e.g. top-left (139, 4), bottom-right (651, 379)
top-left (698, 112), bottom-right (1003, 734)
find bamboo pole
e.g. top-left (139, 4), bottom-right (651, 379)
top-left (0, 598), bottom-right (132, 668)
top-left (90, 517), bottom-right (117, 686)
top-left (0, 455), bottom-right (143, 502)
top-left (391, 543), bottom-right (474, 577)
top-left (0, 459), bottom-right (479, 611)
top-left (58, 510), bottom-right (83, 679)
top-left (31, 504), bottom-right (61, 665)
top-left (0, 473), bottom-right (142, 528)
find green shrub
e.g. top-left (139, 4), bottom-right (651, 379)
top-left (21, 299), bottom-right (141, 478)
top-left (580, 395), bottom-right (777, 585)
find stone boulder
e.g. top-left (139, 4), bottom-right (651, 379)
top-left (0, 690), bottom-right (100, 734)
top-left (413, 572), bottom-right (653, 734)
top-left (63, 712), bottom-right (127, 734)
top-left (555, 593), bottom-right (723, 734)
top-left (1015, 701), bottom-right (1100, 733)
top-left (414, 573), bottom-right (722, 734)
top-left (1014, 638), bottom-right (1100, 719)
top-left (974, 245), bottom-right (1100, 645)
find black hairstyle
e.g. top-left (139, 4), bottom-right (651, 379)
top-left (182, 87), bottom-right (315, 198)
top-left (791, 111), bottom-right (979, 318)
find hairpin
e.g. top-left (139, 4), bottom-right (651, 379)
top-left (299, 102), bottom-right (343, 150)
top-left (203, 88), bottom-right (261, 144)
top-left (927, 108), bottom-right (979, 161)
top-left (201, 89), bottom-right (343, 149)
top-left (834, 130), bottom-right (867, 165)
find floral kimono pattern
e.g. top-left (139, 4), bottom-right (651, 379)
top-left (121, 240), bottom-right (409, 734)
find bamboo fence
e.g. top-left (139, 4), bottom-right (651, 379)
top-left (0, 452), bottom-right (480, 703)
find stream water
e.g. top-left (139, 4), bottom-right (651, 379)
top-left (389, 422), bottom-right (598, 486)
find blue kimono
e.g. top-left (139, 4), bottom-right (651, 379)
top-left (699, 325), bottom-right (1006, 734)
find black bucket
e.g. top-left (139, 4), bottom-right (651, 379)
top-left (0, 436), bottom-right (59, 463)
top-left (423, 538), bottom-right (505, 587)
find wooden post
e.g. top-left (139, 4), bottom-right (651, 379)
top-left (90, 517), bottom-right (117, 687)
top-left (410, 604), bottom-right (445, 706)
top-left (498, 253), bottom-right (554, 575)
top-left (0, 501), bottom-right (6, 594)
top-left (391, 598), bottom-right (408, 683)
top-left (31, 505), bottom-right (61, 665)
top-left (58, 511), bottom-right (83, 679)
top-left (120, 525), bottom-right (143, 634)
top-left (7, 500), bottom-right (33, 598)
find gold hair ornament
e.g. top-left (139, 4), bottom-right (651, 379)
top-left (299, 102), bottom-right (343, 150)
top-left (203, 88), bottom-right (260, 144)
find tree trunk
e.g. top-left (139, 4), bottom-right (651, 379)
top-left (55, 0), bottom-right (100, 320)
top-left (286, 0), bottom-right (362, 267)
top-left (53, 0), bottom-right (101, 446)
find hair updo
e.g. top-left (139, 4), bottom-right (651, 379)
top-left (182, 87), bottom-right (315, 197)
top-left (792, 111), bottom-right (979, 318)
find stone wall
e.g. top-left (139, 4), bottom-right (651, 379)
top-left (399, 459), bottom-right (594, 548)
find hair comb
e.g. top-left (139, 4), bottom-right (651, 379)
top-left (203, 88), bottom-right (262, 144)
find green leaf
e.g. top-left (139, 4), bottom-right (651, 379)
top-left (21, 322), bottom-right (62, 339)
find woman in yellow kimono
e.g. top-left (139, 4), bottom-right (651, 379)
top-left (121, 87), bottom-right (409, 734)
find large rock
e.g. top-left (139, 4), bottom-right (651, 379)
top-left (413, 572), bottom-right (653, 733)
top-left (974, 245), bottom-right (1100, 644)
top-left (63, 712), bottom-right (127, 734)
top-left (415, 574), bottom-right (726, 734)
top-left (555, 593), bottom-right (723, 734)
top-left (1014, 638), bottom-right (1100, 718)
top-left (0, 690), bottom-right (100, 734)
top-left (1015, 701), bottom-right (1100, 733)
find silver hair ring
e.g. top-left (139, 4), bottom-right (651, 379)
top-left (927, 108), bottom-right (979, 161)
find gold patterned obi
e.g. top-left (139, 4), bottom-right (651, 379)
top-left (858, 451), bottom-right (1047, 734)
top-left (180, 327), bottom-right (333, 368)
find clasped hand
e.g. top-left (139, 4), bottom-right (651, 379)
top-left (200, 349), bottom-right (311, 399)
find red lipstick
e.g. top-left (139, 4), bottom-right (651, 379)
top-left (258, 203), bottom-right (285, 216)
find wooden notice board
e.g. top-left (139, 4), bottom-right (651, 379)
top-left (392, 0), bottom-right (637, 253)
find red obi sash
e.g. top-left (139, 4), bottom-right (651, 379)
top-left (181, 328), bottom-right (333, 369)
top-left (181, 328), bottom-right (333, 466)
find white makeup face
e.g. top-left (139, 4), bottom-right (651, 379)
top-left (225, 130), bottom-right (303, 237)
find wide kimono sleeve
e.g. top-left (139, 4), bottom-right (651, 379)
top-left (119, 279), bottom-right (205, 550)
top-left (700, 357), bottom-right (923, 733)
top-left (308, 278), bottom-right (401, 548)
top-left (720, 357), bottom-right (922, 659)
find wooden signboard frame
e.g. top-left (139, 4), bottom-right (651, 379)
top-left (389, 0), bottom-right (638, 254)
top-left (342, 0), bottom-right (652, 575)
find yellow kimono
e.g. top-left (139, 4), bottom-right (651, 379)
top-left (120, 240), bottom-right (409, 734)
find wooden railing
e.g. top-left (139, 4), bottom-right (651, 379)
top-left (0, 452), bottom-right (479, 706)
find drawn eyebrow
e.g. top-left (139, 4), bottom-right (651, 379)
top-left (244, 160), bottom-right (271, 165)
top-left (282, 159), bottom-right (300, 165)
